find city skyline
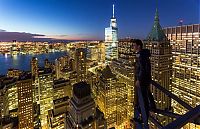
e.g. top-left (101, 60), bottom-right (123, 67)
top-left (0, 0), bottom-right (200, 128)
top-left (0, 0), bottom-right (199, 41)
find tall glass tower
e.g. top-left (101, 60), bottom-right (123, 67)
top-left (105, 4), bottom-right (118, 63)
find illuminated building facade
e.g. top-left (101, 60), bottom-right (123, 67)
top-left (38, 68), bottom-right (54, 128)
top-left (53, 79), bottom-right (72, 100)
top-left (105, 4), bottom-right (118, 63)
top-left (31, 57), bottom-right (39, 103)
top-left (44, 59), bottom-right (51, 69)
top-left (55, 55), bottom-right (72, 79)
top-left (164, 24), bottom-right (200, 128)
top-left (75, 48), bottom-right (87, 82)
top-left (97, 65), bottom-right (127, 129)
top-left (47, 96), bottom-right (69, 129)
top-left (144, 8), bottom-right (172, 125)
top-left (86, 42), bottom-right (106, 64)
top-left (55, 59), bottom-right (61, 79)
top-left (7, 69), bottom-right (22, 78)
top-left (66, 82), bottom-right (96, 129)
top-left (33, 103), bottom-right (41, 128)
top-left (17, 73), bottom-right (34, 129)
top-left (3, 78), bottom-right (18, 116)
top-left (0, 82), bottom-right (4, 117)
top-left (111, 38), bottom-right (135, 123)
top-left (31, 57), bottom-right (38, 78)
top-left (1, 117), bottom-right (18, 129)
top-left (55, 55), bottom-right (69, 79)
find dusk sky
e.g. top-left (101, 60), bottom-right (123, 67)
top-left (0, 0), bottom-right (199, 41)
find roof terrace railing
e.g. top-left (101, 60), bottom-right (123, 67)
top-left (133, 80), bottom-right (200, 129)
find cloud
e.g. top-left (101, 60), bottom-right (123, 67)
top-left (0, 29), bottom-right (6, 32)
top-left (0, 30), bottom-right (53, 42)
top-left (35, 34), bottom-right (95, 41)
top-left (34, 35), bottom-right (69, 40)
top-left (0, 29), bottom-right (95, 42)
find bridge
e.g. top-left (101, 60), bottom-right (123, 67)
top-left (132, 80), bottom-right (200, 129)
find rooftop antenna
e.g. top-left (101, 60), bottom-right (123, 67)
top-left (154, 0), bottom-right (159, 22)
top-left (113, 4), bottom-right (115, 18)
top-left (179, 19), bottom-right (184, 26)
top-left (156, 0), bottom-right (158, 10)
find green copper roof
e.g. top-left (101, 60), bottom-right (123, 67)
top-left (147, 8), bottom-right (167, 41)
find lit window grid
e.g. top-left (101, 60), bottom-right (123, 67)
top-left (164, 24), bottom-right (200, 129)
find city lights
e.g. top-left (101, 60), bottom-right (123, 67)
top-left (0, 1), bottom-right (199, 129)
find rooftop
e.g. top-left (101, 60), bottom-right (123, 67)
top-left (73, 81), bottom-right (91, 99)
top-left (101, 65), bottom-right (116, 79)
top-left (53, 96), bottom-right (69, 105)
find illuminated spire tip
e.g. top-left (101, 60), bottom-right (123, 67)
top-left (112, 4), bottom-right (115, 18)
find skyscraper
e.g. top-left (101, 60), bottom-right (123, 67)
top-left (144, 8), bottom-right (172, 125)
top-left (97, 65), bottom-right (127, 129)
top-left (53, 79), bottom-right (72, 100)
top-left (38, 68), bottom-right (54, 128)
top-left (31, 57), bottom-right (38, 78)
top-left (105, 4), bottom-right (118, 63)
top-left (47, 96), bottom-right (69, 129)
top-left (17, 73), bottom-right (34, 129)
top-left (75, 48), bottom-right (87, 82)
top-left (31, 57), bottom-right (39, 104)
top-left (163, 24), bottom-right (200, 129)
top-left (7, 69), bottom-right (22, 79)
top-left (44, 59), bottom-right (51, 69)
top-left (1, 77), bottom-right (18, 117)
top-left (111, 38), bottom-right (136, 124)
top-left (55, 59), bottom-right (61, 79)
top-left (66, 82), bottom-right (96, 129)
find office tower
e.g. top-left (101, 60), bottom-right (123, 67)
top-left (55, 59), bottom-right (61, 79)
top-left (10, 41), bottom-right (18, 56)
top-left (105, 4), bottom-right (118, 63)
top-left (0, 117), bottom-right (18, 129)
top-left (99, 41), bottom-right (106, 64)
top-left (44, 59), bottom-right (50, 69)
top-left (95, 108), bottom-right (107, 129)
top-left (118, 38), bottom-right (135, 60)
top-left (0, 84), bottom-right (4, 118)
top-left (53, 79), bottom-right (72, 100)
top-left (75, 48), bottom-right (87, 82)
top-left (111, 38), bottom-right (136, 124)
top-left (33, 103), bottom-right (41, 129)
top-left (87, 71), bottom-right (99, 103)
top-left (38, 68), bottom-right (54, 128)
top-left (31, 57), bottom-right (38, 78)
top-left (59, 55), bottom-right (70, 68)
top-left (143, 8), bottom-right (172, 125)
top-left (2, 77), bottom-right (18, 116)
top-left (17, 73), bottom-right (34, 129)
top-left (97, 65), bottom-right (127, 129)
top-left (69, 58), bottom-right (76, 71)
top-left (31, 57), bottom-right (39, 104)
top-left (66, 82), bottom-right (96, 129)
top-left (47, 96), bottom-right (69, 129)
top-left (7, 69), bottom-right (22, 78)
top-left (0, 75), bottom-right (7, 117)
top-left (55, 55), bottom-right (70, 79)
top-left (86, 41), bottom-right (106, 64)
top-left (163, 24), bottom-right (200, 129)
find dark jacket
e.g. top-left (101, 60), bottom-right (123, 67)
top-left (135, 49), bottom-right (151, 85)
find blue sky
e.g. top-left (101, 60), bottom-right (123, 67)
top-left (0, 0), bottom-right (199, 41)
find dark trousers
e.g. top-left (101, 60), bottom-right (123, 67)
top-left (135, 82), bottom-right (156, 119)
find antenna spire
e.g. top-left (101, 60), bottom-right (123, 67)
top-left (156, 0), bottom-right (158, 10)
top-left (112, 4), bottom-right (115, 18)
top-left (155, 0), bottom-right (159, 22)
